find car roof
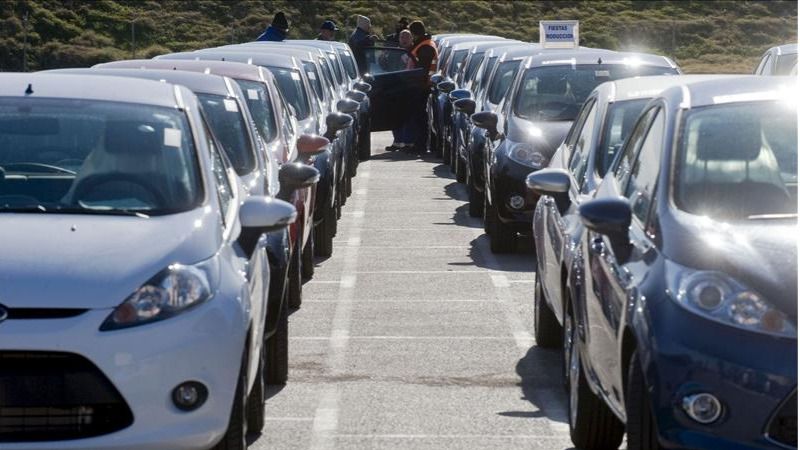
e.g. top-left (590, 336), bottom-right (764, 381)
top-left (162, 50), bottom-right (301, 70)
top-left (451, 39), bottom-right (514, 51)
top-left (442, 35), bottom-right (507, 47)
top-left (595, 75), bottom-right (732, 104)
top-left (463, 40), bottom-right (523, 54)
top-left (0, 72), bottom-right (181, 108)
top-left (46, 67), bottom-right (234, 97)
top-left (213, 44), bottom-right (319, 61)
top-left (96, 58), bottom-right (274, 84)
top-left (288, 40), bottom-right (347, 51)
top-left (776, 43), bottom-right (798, 55)
top-left (524, 50), bottom-right (677, 69)
top-left (663, 75), bottom-right (797, 109)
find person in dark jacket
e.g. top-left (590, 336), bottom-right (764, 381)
top-left (383, 17), bottom-right (409, 47)
top-left (256, 12), bottom-right (289, 42)
top-left (317, 20), bottom-right (338, 41)
top-left (407, 20), bottom-right (438, 155)
top-left (348, 15), bottom-right (375, 75)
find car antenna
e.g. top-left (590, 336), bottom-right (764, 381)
top-left (24, 83), bottom-right (33, 95)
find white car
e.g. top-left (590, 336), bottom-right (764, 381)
top-left (0, 73), bottom-right (308, 449)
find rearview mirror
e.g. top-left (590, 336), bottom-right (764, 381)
top-left (324, 112), bottom-right (353, 140)
top-left (471, 111), bottom-right (499, 137)
top-left (453, 98), bottom-right (476, 116)
top-left (353, 81), bottom-right (372, 94)
top-left (337, 99), bottom-right (359, 114)
top-left (346, 90), bottom-right (366, 103)
top-left (526, 168), bottom-right (571, 213)
top-left (238, 196), bottom-right (297, 256)
top-left (361, 73), bottom-right (375, 84)
top-left (430, 74), bottom-right (444, 87)
top-left (579, 197), bottom-right (632, 262)
top-left (437, 80), bottom-right (456, 94)
top-left (278, 162), bottom-right (320, 200)
top-left (297, 134), bottom-right (329, 156)
top-left (449, 89), bottom-right (471, 102)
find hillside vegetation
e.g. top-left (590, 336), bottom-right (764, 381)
top-left (0, 0), bottom-right (796, 74)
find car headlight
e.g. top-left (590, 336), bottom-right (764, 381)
top-left (508, 143), bottom-right (547, 169)
top-left (667, 262), bottom-right (796, 338)
top-left (100, 257), bottom-right (219, 331)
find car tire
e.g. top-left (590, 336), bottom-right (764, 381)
top-left (482, 193), bottom-right (490, 233)
top-left (442, 132), bottom-right (451, 166)
top-left (534, 274), bottom-right (561, 348)
top-left (288, 241), bottom-right (302, 309)
top-left (627, 352), bottom-right (662, 450)
top-left (565, 301), bottom-right (625, 450)
top-left (302, 232), bottom-right (314, 281)
top-left (468, 178), bottom-right (483, 217)
top-left (314, 207), bottom-right (334, 258)
top-left (264, 298), bottom-right (289, 385)
top-left (486, 199), bottom-right (515, 253)
top-left (455, 154), bottom-right (466, 184)
top-left (345, 170), bottom-right (353, 198)
top-left (246, 348), bottom-right (266, 432)
top-left (358, 116), bottom-right (371, 161)
top-left (213, 358), bottom-right (247, 450)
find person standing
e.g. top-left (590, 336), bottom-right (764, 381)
top-left (348, 15), bottom-right (375, 75)
top-left (407, 20), bottom-right (438, 154)
top-left (317, 20), bottom-right (338, 41)
top-left (255, 12), bottom-right (289, 42)
top-left (383, 17), bottom-right (409, 47)
top-left (387, 29), bottom-right (416, 151)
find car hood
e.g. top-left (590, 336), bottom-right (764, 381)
top-left (664, 215), bottom-right (797, 319)
top-left (507, 116), bottom-right (573, 159)
top-left (0, 208), bottom-right (221, 310)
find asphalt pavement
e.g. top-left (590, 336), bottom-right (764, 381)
top-left (250, 131), bottom-right (574, 450)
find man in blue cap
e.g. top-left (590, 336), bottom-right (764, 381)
top-left (317, 20), bottom-right (338, 41)
top-left (256, 12), bottom-right (289, 42)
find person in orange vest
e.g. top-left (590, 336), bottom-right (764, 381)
top-left (407, 20), bottom-right (438, 155)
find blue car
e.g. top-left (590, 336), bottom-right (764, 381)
top-left (566, 75), bottom-right (797, 449)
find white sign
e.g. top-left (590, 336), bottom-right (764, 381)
top-left (539, 20), bottom-right (579, 49)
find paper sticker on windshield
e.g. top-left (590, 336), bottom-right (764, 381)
top-left (291, 72), bottom-right (301, 81)
top-left (307, 71), bottom-right (317, 80)
top-left (163, 128), bottom-right (182, 148)
top-left (247, 89), bottom-right (259, 100)
top-left (595, 70), bottom-right (611, 77)
top-left (223, 99), bottom-right (239, 112)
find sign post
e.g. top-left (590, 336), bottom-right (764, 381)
top-left (539, 20), bottom-right (579, 49)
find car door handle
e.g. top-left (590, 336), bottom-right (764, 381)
top-left (590, 237), bottom-right (604, 255)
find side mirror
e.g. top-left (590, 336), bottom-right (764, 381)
top-left (453, 98), bottom-right (476, 116)
top-left (437, 80), bottom-right (456, 94)
top-left (579, 197), bottom-right (632, 262)
top-left (471, 111), bottom-right (499, 137)
top-left (449, 89), bottom-right (471, 102)
top-left (346, 90), bottom-right (366, 103)
top-left (430, 74), bottom-right (444, 87)
top-left (353, 81), bottom-right (372, 94)
top-left (297, 134), bottom-right (329, 156)
top-left (324, 112), bottom-right (353, 140)
top-left (526, 168), bottom-right (571, 213)
top-left (238, 196), bottom-right (297, 256)
top-left (361, 73), bottom-right (375, 84)
top-left (277, 162), bottom-right (320, 200)
top-left (337, 99), bottom-right (359, 114)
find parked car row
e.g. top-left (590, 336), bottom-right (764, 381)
top-left (427, 35), bottom-right (798, 450)
top-left (0, 39), bottom-right (374, 450)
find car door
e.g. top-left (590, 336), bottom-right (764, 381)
top-left (361, 47), bottom-right (426, 131)
top-left (584, 106), bottom-right (665, 404)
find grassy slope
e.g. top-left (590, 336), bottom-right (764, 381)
top-left (0, 0), bottom-right (796, 73)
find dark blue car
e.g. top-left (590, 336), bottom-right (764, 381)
top-left (566, 75), bottom-right (797, 449)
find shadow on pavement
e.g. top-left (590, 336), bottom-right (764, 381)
top-left (501, 345), bottom-right (570, 427)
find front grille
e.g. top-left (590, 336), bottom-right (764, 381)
top-left (767, 391), bottom-right (797, 447)
top-left (0, 351), bottom-right (133, 442)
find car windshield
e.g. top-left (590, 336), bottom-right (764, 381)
top-left (675, 101), bottom-right (797, 220)
top-left (464, 52), bottom-right (485, 84)
top-left (196, 94), bottom-right (255, 176)
top-left (775, 53), bottom-right (798, 75)
top-left (328, 52), bottom-right (344, 85)
top-left (302, 61), bottom-right (325, 101)
top-left (267, 67), bottom-right (311, 120)
top-left (596, 99), bottom-right (650, 176)
top-left (337, 49), bottom-right (358, 80)
top-left (233, 79), bottom-right (277, 142)
top-left (318, 56), bottom-right (337, 89)
top-left (487, 60), bottom-right (520, 104)
top-left (514, 64), bottom-right (678, 122)
top-left (0, 98), bottom-right (202, 215)
top-left (478, 56), bottom-right (498, 92)
top-left (447, 50), bottom-right (468, 78)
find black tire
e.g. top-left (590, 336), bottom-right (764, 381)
top-left (358, 116), bottom-right (371, 161)
top-left (534, 274), bottom-right (561, 348)
top-left (345, 170), bottom-right (353, 197)
top-left (213, 358), bottom-right (247, 450)
top-left (430, 128), bottom-right (441, 157)
top-left (288, 240), bottom-right (302, 309)
top-left (314, 206), bottom-right (335, 258)
top-left (246, 348), bottom-right (266, 432)
top-left (627, 353), bottom-right (662, 450)
top-left (264, 298), bottom-right (289, 385)
top-left (455, 154), bottom-right (466, 184)
top-left (486, 199), bottom-right (516, 253)
top-left (301, 231), bottom-right (314, 281)
top-left (565, 302), bottom-right (625, 450)
top-left (482, 193), bottom-right (491, 234)
top-left (442, 131), bottom-right (451, 166)
top-left (467, 178), bottom-right (483, 218)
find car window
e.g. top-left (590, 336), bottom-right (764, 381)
top-left (337, 48), bottom-right (358, 80)
top-left (196, 94), bottom-right (256, 176)
top-left (757, 52), bottom-right (773, 75)
top-left (596, 98), bottom-right (650, 176)
top-left (267, 67), bottom-right (310, 121)
top-left (318, 56), bottom-right (337, 89)
top-left (568, 100), bottom-right (598, 190)
top-left (447, 50), bottom-right (468, 79)
top-left (232, 79), bottom-right (277, 143)
top-left (206, 123), bottom-right (234, 223)
top-left (326, 52), bottom-right (344, 85)
top-left (478, 56), bottom-right (498, 93)
top-left (488, 60), bottom-right (520, 104)
top-left (464, 52), bottom-right (485, 85)
top-left (614, 107), bottom-right (659, 187)
top-left (362, 48), bottom-right (417, 75)
top-left (624, 108), bottom-right (664, 223)
top-left (775, 53), bottom-right (797, 75)
top-left (302, 61), bottom-right (324, 102)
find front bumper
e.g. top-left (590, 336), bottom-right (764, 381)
top-left (1, 297), bottom-right (247, 450)
top-left (489, 152), bottom-right (539, 232)
top-left (642, 298), bottom-right (797, 449)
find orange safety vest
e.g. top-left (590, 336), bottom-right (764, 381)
top-left (410, 39), bottom-right (439, 82)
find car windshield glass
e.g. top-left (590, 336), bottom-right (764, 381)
top-left (514, 64), bottom-right (677, 122)
top-left (775, 53), bottom-right (798, 75)
top-left (302, 61), bottom-right (325, 101)
top-left (675, 101), bottom-right (797, 220)
top-left (596, 99), bottom-right (649, 176)
top-left (338, 49), bottom-right (358, 80)
top-left (479, 56), bottom-right (498, 91)
top-left (0, 98), bottom-right (202, 215)
top-left (328, 53), bottom-right (344, 84)
top-left (447, 50), bottom-right (468, 78)
top-left (488, 60), bottom-right (520, 104)
top-left (268, 67), bottom-right (311, 120)
top-left (196, 94), bottom-right (255, 176)
top-left (464, 52), bottom-right (485, 83)
top-left (233, 79), bottom-right (277, 142)
top-left (364, 48), bottom-right (414, 74)
top-left (318, 56), bottom-right (336, 89)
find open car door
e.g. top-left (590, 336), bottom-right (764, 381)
top-left (362, 47), bottom-right (427, 131)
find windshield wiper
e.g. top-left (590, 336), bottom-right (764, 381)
top-left (0, 204), bottom-right (48, 213)
top-left (67, 204), bottom-right (151, 218)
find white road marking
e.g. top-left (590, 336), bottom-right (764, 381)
top-left (333, 434), bottom-right (569, 439)
top-left (291, 336), bottom-right (534, 341)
